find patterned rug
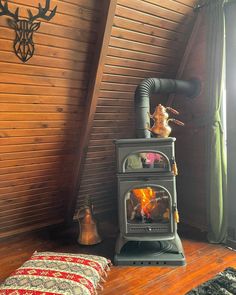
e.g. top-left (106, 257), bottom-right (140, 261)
top-left (186, 267), bottom-right (236, 295)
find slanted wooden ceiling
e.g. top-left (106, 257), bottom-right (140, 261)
top-left (76, 0), bottom-right (199, 215)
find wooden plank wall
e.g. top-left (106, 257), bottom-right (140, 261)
top-left (171, 11), bottom-right (208, 230)
top-left (0, 0), bottom-right (102, 238)
top-left (76, 0), bottom-right (198, 215)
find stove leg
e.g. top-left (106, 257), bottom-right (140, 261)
top-left (177, 234), bottom-right (185, 254)
top-left (115, 234), bottom-right (127, 254)
top-left (170, 234), bottom-right (184, 254)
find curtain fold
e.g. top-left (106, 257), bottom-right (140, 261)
top-left (205, 0), bottom-right (227, 243)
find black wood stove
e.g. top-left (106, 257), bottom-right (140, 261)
top-left (113, 78), bottom-right (200, 266)
top-left (114, 137), bottom-right (185, 266)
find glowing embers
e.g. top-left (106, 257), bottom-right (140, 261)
top-left (126, 187), bottom-right (170, 224)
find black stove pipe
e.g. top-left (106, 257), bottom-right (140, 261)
top-left (134, 78), bottom-right (200, 138)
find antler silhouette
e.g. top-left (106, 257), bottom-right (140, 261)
top-left (28, 0), bottom-right (57, 22)
top-left (0, 0), bottom-right (19, 21)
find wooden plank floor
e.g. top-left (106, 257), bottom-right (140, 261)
top-left (0, 222), bottom-right (236, 295)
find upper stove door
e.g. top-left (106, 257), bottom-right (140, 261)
top-left (115, 138), bottom-right (176, 174)
top-left (124, 151), bottom-right (170, 172)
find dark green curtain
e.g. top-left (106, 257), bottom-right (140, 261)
top-left (205, 0), bottom-right (227, 243)
top-left (225, 1), bottom-right (236, 248)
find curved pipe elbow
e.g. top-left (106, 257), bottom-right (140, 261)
top-left (134, 78), bottom-right (200, 138)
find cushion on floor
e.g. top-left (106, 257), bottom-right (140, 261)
top-left (0, 251), bottom-right (111, 295)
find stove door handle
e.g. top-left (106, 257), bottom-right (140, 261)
top-left (142, 177), bottom-right (150, 181)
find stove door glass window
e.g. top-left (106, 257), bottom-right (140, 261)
top-left (126, 186), bottom-right (171, 224)
top-left (124, 151), bottom-right (169, 172)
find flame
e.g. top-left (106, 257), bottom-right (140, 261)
top-left (132, 187), bottom-right (156, 218)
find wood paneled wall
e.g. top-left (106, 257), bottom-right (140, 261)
top-left (0, 0), bottom-right (102, 238)
top-left (76, 0), bottom-right (198, 215)
top-left (171, 11), bottom-right (208, 230)
top-left (0, 0), bottom-right (202, 238)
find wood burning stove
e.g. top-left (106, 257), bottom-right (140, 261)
top-left (114, 137), bottom-right (186, 266)
top-left (112, 77), bottom-right (200, 265)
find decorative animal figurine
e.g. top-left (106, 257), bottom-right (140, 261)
top-left (0, 0), bottom-right (57, 62)
top-left (147, 104), bottom-right (184, 138)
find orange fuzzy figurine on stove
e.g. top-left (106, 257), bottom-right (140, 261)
top-left (147, 104), bottom-right (184, 138)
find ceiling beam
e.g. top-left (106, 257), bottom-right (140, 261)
top-left (66, 0), bottom-right (117, 223)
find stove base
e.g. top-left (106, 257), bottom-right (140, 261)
top-left (114, 252), bottom-right (185, 266)
top-left (114, 240), bottom-right (186, 266)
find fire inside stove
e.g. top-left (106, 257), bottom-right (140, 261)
top-left (126, 186), bottom-right (170, 224)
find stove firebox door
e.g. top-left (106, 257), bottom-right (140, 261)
top-left (118, 177), bottom-right (177, 237)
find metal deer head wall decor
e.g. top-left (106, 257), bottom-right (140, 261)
top-left (0, 0), bottom-right (57, 62)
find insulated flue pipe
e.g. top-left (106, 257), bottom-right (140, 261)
top-left (134, 78), bottom-right (200, 138)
